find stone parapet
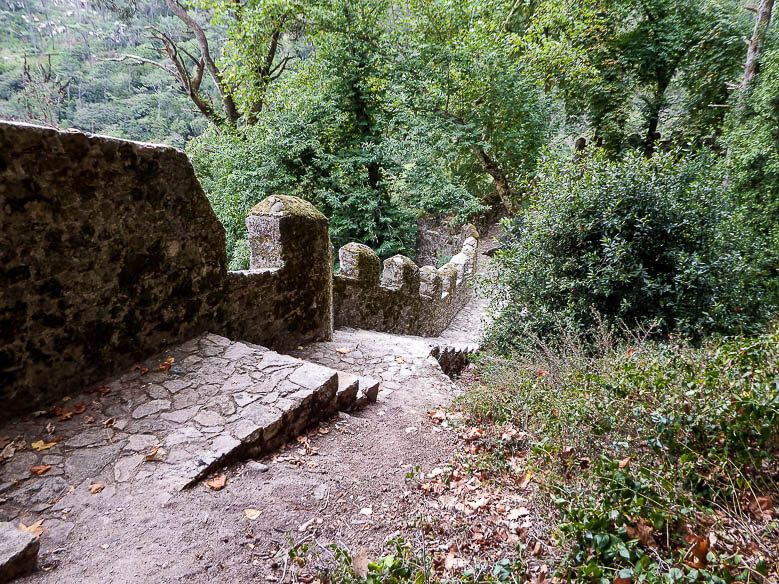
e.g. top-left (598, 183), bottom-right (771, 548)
top-left (0, 122), bottom-right (332, 416)
top-left (221, 195), bottom-right (333, 349)
top-left (333, 228), bottom-right (479, 336)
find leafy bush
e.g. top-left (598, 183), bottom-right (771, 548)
top-left (485, 149), bottom-right (773, 353)
top-left (459, 327), bottom-right (779, 582)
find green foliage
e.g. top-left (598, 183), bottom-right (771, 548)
top-left (396, 0), bottom-right (554, 206)
top-left (485, 149), bottom-right (774, 353)
top-left (725, 37), bottom-right (779, 306)
top-left (515, 0), bottom-right (749, 152)
top-left (0, 1), bottom-right (208, 146)
top-left (460, 327), bottom-right (779, 582)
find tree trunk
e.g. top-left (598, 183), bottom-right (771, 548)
top-left (163, 0), bottom-right (239, 125)
top-left (476, 147), bottom-right (514, 213)
top-left (644, 75), bottom-right (670, 157)
top-left (742, 0), bottom-right (775, 90)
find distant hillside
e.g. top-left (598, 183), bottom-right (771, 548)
top-left (0, 0), bottom-right (214, 146)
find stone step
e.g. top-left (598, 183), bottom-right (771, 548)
top-left (0, 333), bottom-right (375, 520)
top-left (336, 372), bottom-right (379, 412)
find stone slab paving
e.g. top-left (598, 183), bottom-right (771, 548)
top-left (290, 327), bottom-right (457, 409)
top-left (0, 333), bottom-right (376, 528)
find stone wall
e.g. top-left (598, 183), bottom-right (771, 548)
top-left (0, 122), bottom-right (332, 416)
top-left (221, 196), bottom-right (333, 349)
top-left (416, 212), bottom-right (498, 267)
top-left (333, 227), bottom-right (479, 336)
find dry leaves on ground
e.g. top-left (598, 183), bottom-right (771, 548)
top-left (158, 356), bottom-right (175, 372)
top-left (206, 475), bottom-right (226, 491)
top-left (30, 464), bottom-right (52, 476)
top-left (144, 445), bottom-right (165, 462)
top-left (244, 508), bottom-right (261, 520)
top-left (31, 439), bottom-right (58, 452)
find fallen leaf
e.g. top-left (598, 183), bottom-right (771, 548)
top-left (72, 403), bottom-right (87, 415)
top-left (748, 495), bottom-right (774, 521)
top-left (626, 518), bottom-right (658, 548)
top-left (244, 508), bottom-right (261, 520)
top-left (144, 445), bottom-right (164, 462)
top-left (618, 457), bottom-right (631, 469)
top-left (49, 407), bottom-right (73, 421)
top-left (507, 507), bottom-right (530, 520)
top-left (685, 534), bottom-right (710, 569)
top-left (96, 386), bottom-right (111, 395)
top-left (444, 552), bottom-right (468, 571)
top-left (30, 464), bottom-right (52, 476)
top-left (18, 520), bottom-right (44, 537)
top-left (516, 470), bottom-right (533, 489)
top-left (206, 475), bottom-right (226, 491)
top-left (88, 483), bottom-right (105, 494)
top-left (529, 564), bottom-right (548, 584)
top-left (158, 356), bottom-right (175, 372)
top-left (102, 417), bottom-right (116, 428)
top-left (335, 347), bottom-right (351, 354)
top-left (352, 550), bottom-right (369, 578)
top-left (0, 444), bottom-right (15, 461)
top-left (31, 440), bottom-right (57, 452)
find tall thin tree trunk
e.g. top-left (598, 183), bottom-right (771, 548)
top-left (476, 147), bottom-right (514, 213)
top-left (644, 77), bottom-right (669, 157)
top-left (742, 0), bottom-right (775, 90)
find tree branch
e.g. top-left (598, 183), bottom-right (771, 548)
top-left (163, 0), bottom-right (239, 124)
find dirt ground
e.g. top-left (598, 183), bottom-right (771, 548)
top-left (19, 387), bottom-right (458, 583)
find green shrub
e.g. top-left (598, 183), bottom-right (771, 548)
top-left (485, 149), bottom-right (773, 353)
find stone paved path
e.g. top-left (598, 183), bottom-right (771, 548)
top-left (0, 228), bottom-right (499, 583)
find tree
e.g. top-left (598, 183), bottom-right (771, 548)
top-left (110, 0), bottom-right (304, 126)
top-left (742, 0), bottom-right (775, 90)
top-left (517, 0), bottom-right (747, 153)
top-left (392, 0), bottom-right (551, 211)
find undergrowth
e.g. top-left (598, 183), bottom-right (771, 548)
top-left (458, 325), bottom-right (779, 583)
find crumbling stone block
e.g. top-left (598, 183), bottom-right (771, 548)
top-left (381, 255), bottom-right (420, 293)
top-left (419, 266), bottom-right (443, 299)
top-left (0, 522), bottom-right (38, 582)
top-left (339, 243), bottom-right (381, 283)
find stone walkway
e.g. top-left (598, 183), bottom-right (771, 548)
top-left (0, 334), bottom-right (377, 536)
top-left (0, 228), bottom-right (499, 583)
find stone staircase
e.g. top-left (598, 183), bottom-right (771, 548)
top-left (0, 333), bottom-right (379, 522)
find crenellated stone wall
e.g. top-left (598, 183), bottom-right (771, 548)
top-left (221, 196), bottom-right (333, 348)
top-left (0, 120), bottom-right (479, 416)
top-left (333, 227), bottom-right (479, 336)
top-left (416, 212), bottom-right (498, 267)
top-left (0, 122), bottom-right (332, 416)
